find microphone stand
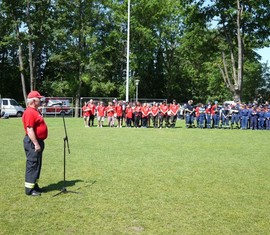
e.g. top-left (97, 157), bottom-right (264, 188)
top-left (53, 105), bottom-right (78, 197)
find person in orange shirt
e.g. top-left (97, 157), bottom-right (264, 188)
top-left (151, 102), bottom-right (159, 128)
top-left (82, 101), bottom-right (91, 127)
top-left (125, 102), bottom-right (133, 128)
top-left (115, 101), bottom-right (123, 128)
top-left (205, 103), bottom-right (212, 128)
top-left (87, 99), bottom-right (96, 127)
top-left (168, 99), bottom-right (179, 128)
top-left (22, 91), bottom-right (48, 196)
top-left (106, 102), bottom-right (115, 127)
top-left (96, 101), bottom-right (106, 127)
top-left (159, 100), bottom-right (168, 128)
top-left (141, 103), bottom-right (150, 128)
top-left (134, 102), bottom-right (142, 128)
top-left (211, 101), bottom-right (220, 128)
top-left (195, 105), bottom-right (200, 128)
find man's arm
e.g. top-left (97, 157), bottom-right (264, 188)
top-left (27, 127), bottom-right (41, 152)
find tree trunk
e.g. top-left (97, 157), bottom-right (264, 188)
top-left (219, 0), bottom-right (244, 102)
top-left (28, 40), bottom-right (35, 90)
top-left (236, 0), bottom-right (244, 101)
top-left (16, 26), bottom-right (27, 104)
top-left (74, 70), bottom-right (82, 118)
top-left (27, 0), bottom-right (35, 91)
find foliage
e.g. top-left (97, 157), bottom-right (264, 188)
top-left (0, 0), bottom-right (269, 104)
top-left (202, 0), bottom-right (270, 100)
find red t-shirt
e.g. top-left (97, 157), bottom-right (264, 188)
top-left (134, 106), bottom-right (141, 116)
top-left (97, 105), bottom-right (106, 117)
top-left (211, 105), bottom-right (218, 115)
top-left (205, 106), bottom-right (212, 114)
top-left (160, 104), bottom-right (168, 116)
top-left (141, 106), bottom-right (150, 118)
top-left (82, 105), bottom-right (91, 117)
top-left (169, 104), bottom-right (178, 116)
top-left (22, 107), bottom-right (48, 140)
top-left (125, 107), bottom-right (133, 119)
top-left (151, 106), bottom-right (159, 116)
top-left (106, 106), bottom-right (115, 117)
top-left (115, 105), bottom-right (123, 117)
top-left (87, 103), bottom-right (96, 115)
top-left (195, 107), bottom-right (200, 117)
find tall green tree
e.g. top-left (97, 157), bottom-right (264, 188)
top-left (205, 0), bottom-right (270, 101)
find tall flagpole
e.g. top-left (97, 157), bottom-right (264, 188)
top-left (126, 0), bottom-right (130, 102)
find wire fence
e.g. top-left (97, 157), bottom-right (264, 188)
top-left (41, 97), bottom-right (168, 118)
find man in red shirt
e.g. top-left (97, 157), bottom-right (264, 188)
top-left (141, 103), bottom-right (150, 128)
top-left (159, 100), bottom-right (168, 128)
top-left (169, 100), bottom-right (179, 128)
top-left (125, 102), bottom-right (133, 128)
top-left (115, 101), bottom-right (123, 128)
top-left (82, 101), bottom-right (91, 127)
top-left (151, 102), bottom-right (159, 128)
top-left (96, 101), bottom-right (106, 127)
top-left (134, 102), bottom-right (142, 128)
top-left (106, 102), bottom-right (115, 127)
top-left (87, 99), bottom-right (96, 126)
top-left (22, 91), bottom-right (48, 196)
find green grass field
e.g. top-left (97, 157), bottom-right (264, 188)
top-left (0, 117), bottom-right (269, 235)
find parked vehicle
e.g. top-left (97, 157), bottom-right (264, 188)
top-left (224, 101), bottom-right (236, 106)
top-left (0, 98), bottom-right (25, 117)
top-left (41, 99), bottom-right (72, 116)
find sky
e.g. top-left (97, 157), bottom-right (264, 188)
top-left (256, 47), bottom-right (270, 64)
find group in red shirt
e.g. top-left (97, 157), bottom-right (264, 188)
top-left (82, 99), bottom-right (180, 128)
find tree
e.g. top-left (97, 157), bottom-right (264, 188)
top-left (205, 0), bottom-right (270, 101)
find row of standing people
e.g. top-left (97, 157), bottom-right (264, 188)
top-left (185, 100), bottom-right (270, 130)
top-left (82, 99), bottom-right (180, 128)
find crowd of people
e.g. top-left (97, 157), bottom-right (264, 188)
top-left (81, 98), bottom-right (270, 130)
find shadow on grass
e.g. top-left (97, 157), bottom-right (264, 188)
top-left (42, 179), bottom-right (84, 193)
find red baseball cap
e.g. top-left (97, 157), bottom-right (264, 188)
top-left (27, 90), bottom-right (44, 99)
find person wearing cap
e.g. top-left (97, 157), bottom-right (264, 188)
top-left (22, 91), bottom-right (48, 196)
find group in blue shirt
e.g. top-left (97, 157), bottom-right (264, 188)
top-left (185, 101), bottom-right (270, 130)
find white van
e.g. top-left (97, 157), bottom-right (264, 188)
top-left (0, 98), bottom-right (25, 117)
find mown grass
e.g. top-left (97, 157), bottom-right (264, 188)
top-left (0, 117), bottom-right (269, 235)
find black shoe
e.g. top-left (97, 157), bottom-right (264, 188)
top-left (34, 184), bottom-right (43, 192)
top-left (29, 190), bottom-right (41, 196)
